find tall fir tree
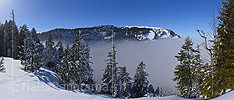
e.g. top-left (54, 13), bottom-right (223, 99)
top-left (3, 20), bottom-right (18, 58)
top-left (131, 61), bottom-right (149, 98)
top-left (18, 25), bottom-right (29, 61)
top-left (116, 66), bottom-right (132, 98)
top-left (83, 43), bottom-right (94, 85)
top-left (58, 44), bottom-right (71, 86)
top-left (173, 36), bottom-right (204, 98)
top-left (102, 44), bottom-right (118, 96)
top-left (203, 0), bottom-right (234, 98)
top-left (23, 28), bottom-right (43, 72)
top-left (43, 34), bottom-right (57, 68)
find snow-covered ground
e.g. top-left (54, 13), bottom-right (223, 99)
top-left (0, 57), bottom-right (198, 100)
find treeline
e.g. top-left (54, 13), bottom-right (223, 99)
top-left (173, 0), bottom-right (234, 99)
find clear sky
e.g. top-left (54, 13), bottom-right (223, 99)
top-left (0, 0), bottom-right (221, 38)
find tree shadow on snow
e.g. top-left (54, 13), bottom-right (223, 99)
top-left (33, 66), bottom-right (63, 90)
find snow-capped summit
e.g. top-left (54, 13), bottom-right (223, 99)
top-left (38, 25), bottom-right (180, 44)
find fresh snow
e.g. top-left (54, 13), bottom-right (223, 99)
top-left (125, 26), bottom-right (177, 39)
top-left (144, 30), bottom-right (155, 40)
top-left (0, 57), bottom-right (206, 100)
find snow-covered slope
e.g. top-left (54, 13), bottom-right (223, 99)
top-left (0, 58), bottom-right (197, 100)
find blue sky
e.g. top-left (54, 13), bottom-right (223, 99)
top-left (0, 0), bottom-right (221, 38)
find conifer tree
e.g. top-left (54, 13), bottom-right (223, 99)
top-left (173, 36), bottom-right (198, 98)
top-left (204, 0), bottom-right (234, 98)
top-left (59, 44), bottom-right (71, 86)
top-left (18, 25), bottom-right (29, 61)
top-left (3, 20), bottom-right (18, 58)
top-left (23, 28), bottom-right (43, 72)
top-left (0, 57), bottom-right (5, 72)
top-left (44, 34), bottom-right (57, 68)
top-left (83, 43), bottom-right (94, 85)
top-left (116, 66), bottom-right (132, 98)
top-left (148, 84), bottom-right (155, 97)
top-left (102, 44), bottom-right (118, 96)
top-left (131, 61), bottom-right (149, 98)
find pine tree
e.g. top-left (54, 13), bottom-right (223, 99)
top-left (0, 57), bottom-right (5, 72)
top-left (116, 66), bottom-right (132, 98)
top-left (203, 0), bottom-right (234, 98)
top-left (102, 44), bottom-right (118, 96)
top-left (69, 31), bottom-right (92, 91)
top-left (18, 25), bottom-right (29, 61)
top-left (131, 61), bottom-right (149, 98)
top-left (31, 28), bottom-right (44, 71)
top-left (54, 41), bottom-right (63, 73)
top-left (59, 44), bottom-right (71, 87)
top-left (23, 28), bottom-right (43, 72)
top-left (3, 20), bottom-right (18, 58)
top-left (83, 43), bottom-right (94, 86)
top-left (56, 41), bottom-right (64, 59)
top-left (173, 36), bottom-right (199, 98)
top-left (43, 34), bottom-right (57, 68)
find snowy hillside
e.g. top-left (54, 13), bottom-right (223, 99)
top-left (37, 25), bottom-right (180, 44)
top-left (0, 57), bottom-right (198, 100)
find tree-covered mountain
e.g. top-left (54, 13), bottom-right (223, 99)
top-left (37, 25), bottom-right (180, 44)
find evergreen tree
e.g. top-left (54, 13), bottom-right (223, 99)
top-left (116, 66), bottom-right (132, 98)
top-left (69, 31), bottom-right (93, 91)
top-left (3, 20), bottom-right (18, 58)
top-left (102, 44), bottom-right (118, 96)
top-left (18, 25), bottom-right (29, 62)
top-left (202, 0), bottom-right (234, 98)
top-left (83, 43), bottom-right (94, 85)
top-left (54, 41), bottom-right (63, 73)
top-left (0, 57), bottom-right (5, 72)
top-left (23, 28), bottom-right (43, 72)
top-left (56, 41), bottom-right (64, 59)
top-left (58, 44), bottom-right (71, 86)
top-left (131, 61), bottom-right (149, 98)
top-left (43, 34), bottom-right (57, 68)
top-left (147, 84), bottom-right (155, 97)
top-left (173, 36), bottom-right (199, 98)
top-left (191, 45), bottom-right (204, 97)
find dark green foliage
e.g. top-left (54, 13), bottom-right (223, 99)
top-left (57, 31), bottom-right (94, 91)
top-left (23, 28), bottom-right (44, 72)
top-left (131, 61), bottom-right (149, 98)
top-left (18, 25), bottom-right (29, 61)
top-left (202, 0), bottom-right (234, 98)
top-left (173, 36), bottom-right (204, 98)
top-left (116, 66), bottom-right (132, 98)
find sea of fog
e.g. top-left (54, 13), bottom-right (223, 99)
top-left (89, 38), bottom-right (210, 94)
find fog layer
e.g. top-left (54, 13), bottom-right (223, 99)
top-left (90, 38), bottom-right (209, 94)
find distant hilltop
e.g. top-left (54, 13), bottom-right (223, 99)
top-left (38, 25), bottom-right (181, 44)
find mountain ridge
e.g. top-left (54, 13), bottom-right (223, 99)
top-left (37, 25), bottom-right (181, 44)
